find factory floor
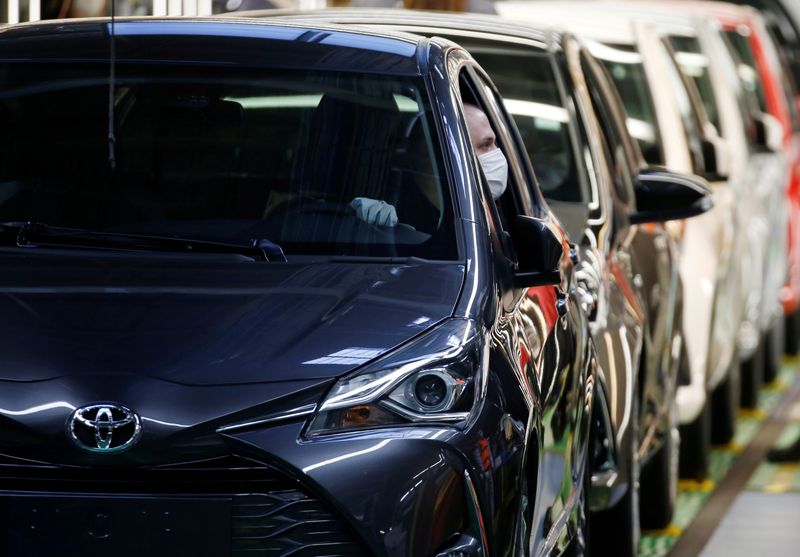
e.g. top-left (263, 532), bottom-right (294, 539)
top-left (638, 359), bottom-right (800, 557)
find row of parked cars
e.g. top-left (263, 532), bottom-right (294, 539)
top-left (0, 0), bottom-right (798, 555)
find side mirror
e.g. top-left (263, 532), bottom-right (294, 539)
top-left (512, 215), bottom-right (564, 287)
top-left (629, 168), bottom-right (713, 224)
top-left (753, 111), bottom-right (784, 153)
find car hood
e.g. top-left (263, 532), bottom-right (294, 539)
top-left (0, 252), bottom-right (465, 466)
top-left (0, 253), bottom-right (464, 385)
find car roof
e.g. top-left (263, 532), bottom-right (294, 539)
top-left (678, 0), bottom-right (759, 19)
top-left (236, 7), bottom-right (559, 50)
top-left (549, 1), bottom-right (708, 38)
top-left (0, 17), bottom-right (435, 76)
top-left (497, 1), bottom-right (639, 44)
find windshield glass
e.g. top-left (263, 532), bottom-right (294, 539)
top-left (593, 42), bottom-right (665, 166)
top-left (0, 63), bottom-right (457, 260)
top-left (465, 45), bottom-right (583, 203)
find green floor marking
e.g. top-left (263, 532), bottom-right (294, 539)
top-left (637, 360), bottom-right (800, 556)
top-left (747, 422), bottom-right (800, 492)
top-left (639, 534), bottom-right (678, 557)
top-left (671, 490), bottom-right (708, 527)
top-left (731, 418), bottom-right (762, 448)
top-left (775, 421), bottom-right (800, 447)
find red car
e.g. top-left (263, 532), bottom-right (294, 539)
top-left (682, 1), bottom-right (800, 386)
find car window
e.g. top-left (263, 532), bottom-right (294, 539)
top-left (463, 43), bottom-right (584, 204)
top-left (0, 63), bottom-right (459, 260)
top-left (767, 25), bottom-right (800, 132)
top-left (719, 30), bottom-right (765, 146)
top-left (581, 52), bottom-right (638, 207)
top-left (725, 28), bottom-right (770, 114)
top-left (670, 34), bottom-right (722, 132)
top-left (460, 67), bottom-right (536, 218)
top-left (592, 42), bottom-right (665, 166)
top-left (658, 38), bottom-right (708, 176)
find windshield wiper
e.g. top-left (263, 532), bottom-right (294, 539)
top-left (0, 222), bottom-right (286, 262)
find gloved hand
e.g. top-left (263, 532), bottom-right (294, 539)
top-left (349, 197), bottom-right (398, 227)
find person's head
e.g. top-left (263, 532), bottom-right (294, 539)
top-left (463, 103), bottom-right (508, 199)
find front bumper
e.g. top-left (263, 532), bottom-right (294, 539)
top-left (0, 417), bottom-right (514, 557)
top-left (235, 423), bottom-right (470, 556)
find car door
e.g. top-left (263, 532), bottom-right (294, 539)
top-left (580, 42), bottom-right (682, 461)
top-left (457, 61), bottom-right (591, 556)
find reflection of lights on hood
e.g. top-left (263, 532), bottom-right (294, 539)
top-left (504, 99), bottom-right (569, 124)
top-left (588, 40), bottom-right (642, 65)
top-left (0, 401), bottom-right (75, 416)
top-left (303, 347), bottom-right (385, 366)
top-left (143, 417), bottom-right (191, 428)
top-left (626, 118), bottom-right (656, 143)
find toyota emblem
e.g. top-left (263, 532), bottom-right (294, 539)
top-left (67, 404), bottom-right (142, 453)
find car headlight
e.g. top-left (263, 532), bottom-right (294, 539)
top-left (307, 319), bottom-right (487, 436)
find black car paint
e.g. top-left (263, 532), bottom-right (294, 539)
top-left (0, 18), bottom-right (595, 557)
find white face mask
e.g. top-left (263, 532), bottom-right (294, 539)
top-left (478, 148), bottom-right (508, 199)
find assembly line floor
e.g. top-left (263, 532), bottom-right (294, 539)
top-left (638, 359), bottom-right (800, 557)
top-left (700, 402), bottom-right (800, 557)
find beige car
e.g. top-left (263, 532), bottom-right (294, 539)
top-left (497, 1), bottom-right (745, 482)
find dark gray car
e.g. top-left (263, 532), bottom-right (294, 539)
top-left (239, 8), bottom-right (711, 555)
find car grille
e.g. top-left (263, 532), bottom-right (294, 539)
top-left (0, 454), bottom-right (368, 557)
top-left (233, 491), bottom-right (365, 556)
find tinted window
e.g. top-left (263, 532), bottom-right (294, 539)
top-left (465, 46), bottom-right (582, 203)
top-left (0, 63), bottom-right (457, 260)
top-left (595, 43), bottom-right (665, 165)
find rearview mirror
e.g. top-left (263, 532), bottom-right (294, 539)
top-left (629, 169), bottom-right (713, 224)
top-left (512, 215), bottom-right (564, 287)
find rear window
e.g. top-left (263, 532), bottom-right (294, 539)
top-left (0, 63), bottom-right (458, 260)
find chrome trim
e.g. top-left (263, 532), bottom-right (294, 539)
top-left (378, 399), bottom-right (469, 423)
top-left (67, 403), bottom-right (142, 453)
top-left (216, 404), bottom-right (317, 433)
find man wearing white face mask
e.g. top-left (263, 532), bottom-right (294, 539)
top-left (463, 103), bottom-right (508, 200)
top-left (350, 103), bottom-right (508, 227)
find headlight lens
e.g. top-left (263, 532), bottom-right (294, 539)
top-left (307, 319), bottom-right (485, 435)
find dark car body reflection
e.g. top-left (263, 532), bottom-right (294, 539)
top-left (0, 17), bottom-right (597, 557)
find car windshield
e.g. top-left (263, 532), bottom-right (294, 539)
top-left (466, 45), bottom-right (584, 203)
top-left (0, 63), bottom-right (458, 260)
top-left (593, 42), bottom-right (665, 166)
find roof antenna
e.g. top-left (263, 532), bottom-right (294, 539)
top-left (107, 0), bottom-right (117, 170)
